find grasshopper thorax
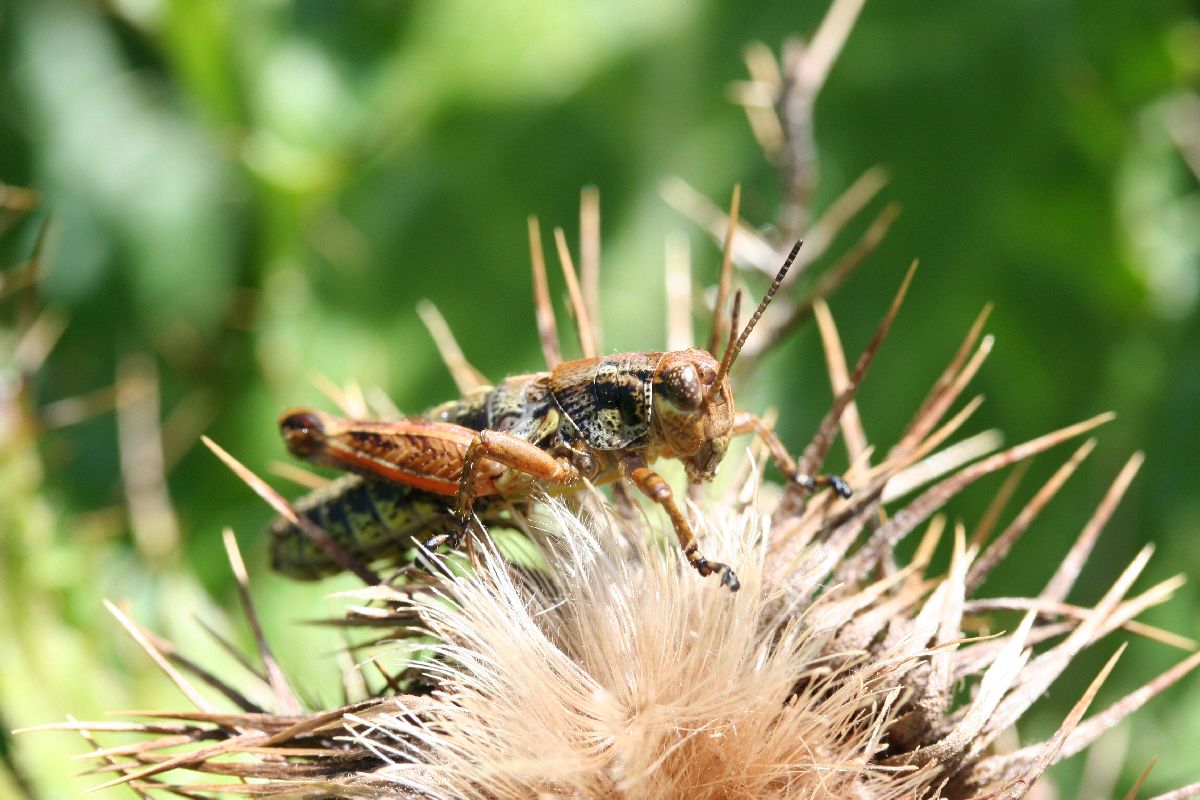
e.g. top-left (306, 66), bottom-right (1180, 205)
top-left (549, 352), bottom-right (659, 450)
top-left (547, 348), bottom-right (735, 482)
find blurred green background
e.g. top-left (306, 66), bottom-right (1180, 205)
top-left (3, 0), bottom-right (1199, 796)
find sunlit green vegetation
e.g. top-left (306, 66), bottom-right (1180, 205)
top-left (2, 1), bottom-right (1198, 796)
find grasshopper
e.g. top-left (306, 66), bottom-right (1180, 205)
top-left (276, 242), bottom-right (849, 590)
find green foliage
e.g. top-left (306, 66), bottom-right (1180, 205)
top-left (2, 1), bottom-right (1198, 796)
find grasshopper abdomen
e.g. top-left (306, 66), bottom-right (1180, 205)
top-left (270, 475), bottom-right (443, 579)
top-left (270, 474), bottom-right (517, 579)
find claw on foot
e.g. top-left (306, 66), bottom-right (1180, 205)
top-left (717, 565), bottom-right (741, 591)
top-left (424, 531), bottom-right (455, 550)
top-left (793, 472), bottom-right (853, 499)
top-left (425, 518), bottom-right (466, 551)
top-left (692, 556), bottom-right (741, 592)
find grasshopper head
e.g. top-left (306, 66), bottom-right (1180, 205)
top-left (659, 240), bottom-right (802, 483)
top-left (652, 349), bottom-right (735, 483)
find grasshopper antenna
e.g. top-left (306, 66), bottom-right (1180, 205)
top-left (710, 240), bottom-right (802, 394)
top-left (721, 290), bottom-right (742, 375)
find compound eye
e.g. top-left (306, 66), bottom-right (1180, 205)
top-left (663, 364), bottom-right (703, 411)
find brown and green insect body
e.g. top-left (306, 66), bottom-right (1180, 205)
top-left (274, 242), bottom-right (849, 591)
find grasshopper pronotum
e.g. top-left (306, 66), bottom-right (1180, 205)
top-left (274, 242), bottom-right (849, 590)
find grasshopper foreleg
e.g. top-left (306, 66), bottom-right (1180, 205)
top-left (621, 454), bottom-right (740, 591)
top-left (732, 412), bottom-right (852, 499)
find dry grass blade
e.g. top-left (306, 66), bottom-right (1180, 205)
top-left (18, 721), bottom-right (200, 735)
top-left (552, 226), bottom-right (596, 358)
top-left (579, 186), bottom-right (603, 348)
top-left (146, 622), bottom-right (265, 712)
top-left (981, 645), bottom-right (1125, 799)
top-left (796, 0), bottom-right (867, 95)
top-left (73, 734), bottom-right (199, 764)
top-left (201, 435), bottom-right (380, 585)
top-left (222, 530), bottom-right (303, 716)
top-left (893, 303), bottom-right (993, 458)
top-left (882, 422), bottom-right (1001, 503)
top-left (963, 572), bottom-right (1190, 649)
top-left (974, 547), bottom-right (1153, 752)
top-left (69, 717), bottom-right (157, 800)
top-left (659, 176), bottom-right (780, 270)
top-left (103, 600), bottom-right (218, 714)
top-left (266, 460), bottom-right (329, 490)
top-left (117, 354), bottom-right (182, 560)
top-left (309, 372), bottom-right (368, 418)
top-left (707, 183), bottom-right (741, 356)
top-left (417, 299), bottom-right (490, 393)
top-left (1041, 452), bottom-right (1145, 603)
top-left (967, 438), bottom-right (1096, 592)
top-left (38, 383), bottom-right (119, 429)
top-left (785, 259), bottom-right (916, 509)
top-left (1065, 643), bottom-right (1200, 745)
top-left (814, 297), bottom-right (868, 465)
top-left (527, 215), bottom-right (561, 368)
top-left (892, 393), bottom-right (989, 474)
top-left (1147, 782), bottom-right (1200, 800)
top-left (1125, 759), bottom-right (1159, 800)
top-left (970, 649), bottom-right (1200, 791)
top-left (664, 232), bottom-right (694, 352)
top-left (14, 308), bottom-right (67, 374)
top-left (838, 412), bottom-right (1114, 586)
top-left (968, 459), bottom-right (1030, 551)
top-left (364, 386), bottom-right (403, 420)
top-left (802, 166), bottom-right (889, 265)
top-left (903, 515), bottom-right (947, 595)
top-left (1122, 618), bottom-right (1197, 651)
top-left (749, 203), bottom-right (901, 360)
top-left (733, 41), bottom-right (785, 155)
top-left (78, 734), bottom-right (277, 794)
